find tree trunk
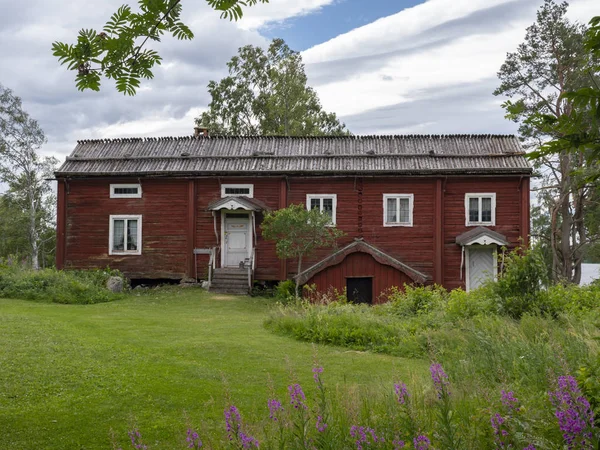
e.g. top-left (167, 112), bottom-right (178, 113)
top-left (28, 184), bottom-right (40, 270)
top-left (295, 254), bottom-right (302, 298)
top-left (557, 151), bottom-right (573, 283)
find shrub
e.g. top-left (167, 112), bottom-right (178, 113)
top-left (383, 284), bottom-right (447, 317)
top-left (274, 279), bottom-right (296, 302)
top-left (491, 247), bottom-right (549, 319)
top-left (0, 267), bottom-right (125, 304)
top-left (445, 286), bottom-right (496, 320)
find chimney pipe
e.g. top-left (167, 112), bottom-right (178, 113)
top-left (194, 126), bottom-right (209, 138)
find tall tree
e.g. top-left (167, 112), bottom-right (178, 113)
top-left (494, 0), bottom-right (600, 284)
top-left (261, 204), bottom-right (345, 297)
top-left (52, 0), bottom-right (269, 95)
top-left (0, 84), bottom-right (58, 270)
top-left (197, 39), bottom-right (349, 136)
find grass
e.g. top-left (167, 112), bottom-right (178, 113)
top-left (0, 288), bottom-right (427, 450)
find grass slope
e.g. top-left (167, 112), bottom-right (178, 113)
top-left (0, 288), bottom-right (425, 449)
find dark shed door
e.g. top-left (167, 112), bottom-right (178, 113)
top-left (347, 277), bottom-right (373, 304)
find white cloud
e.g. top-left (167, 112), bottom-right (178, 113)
top-left (237, 0), bottom-right (337, 30)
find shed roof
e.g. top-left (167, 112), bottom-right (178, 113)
top-left (56, 135), bottom-right (532, 177)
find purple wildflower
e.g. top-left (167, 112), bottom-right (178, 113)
top-left (394, 382), bottom-right (409, 405)
top-left (224, 405), bottom-right (242, 441)
top-left (549, 376), bottom-right (596, 450)
top-left (288, 383), bottom-right (307, 410)
top-left (491, 413), bottom-right (510, 447)
top-left (393, 439), bottom-right (406, 449)
top-left (239, 432), bottom-right (259, 449)
top-left (501, 390), bottom-right (521, 414)
top-left (267, 399), bottom-right (283, 422)
top-left (128, 429), bottom-right (147, 450)
top-left (413, 434), bottom-right (431, 450)
top-left (316, 415), bottom-right (328, 433)
top-left (313, 366), bottom-right (324, 384)
top-left (350, 425), bottom-right (383, 450)
top-left (430, 363), bottom-right (449, 398)
top-left (523, 445), bottom-right (536, 450)
top-left (186, 428), bottom-right (202, 449)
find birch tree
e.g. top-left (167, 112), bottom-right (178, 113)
top-left (0, 84), bottom-right (58, 270)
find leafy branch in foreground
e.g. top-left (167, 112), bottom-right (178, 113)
top-left (52, 0), bottom-right (269, 95)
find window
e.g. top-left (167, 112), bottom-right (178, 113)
top-left (109, 215), bottom-right (142, 255)
top-left (221, 184), bottom-right (254, 198)
top-left (465, 193), bottom-right (496, 226)
top-left (383, 194), bottom-right (414, 227)
top-left (110, 184), bottom-right (142, 198)
top-left (306, 194), bottom-right (337, 225)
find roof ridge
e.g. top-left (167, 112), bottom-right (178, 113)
top-left (76, 134), bottom-right (518, 145)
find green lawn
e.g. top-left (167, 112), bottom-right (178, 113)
top-left (0, 288), bottom-right (426, 449)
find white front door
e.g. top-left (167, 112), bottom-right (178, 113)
top-left (224, 213), bottom-right (250, 267)
top-left (467, 246), bottom-right (496, 291)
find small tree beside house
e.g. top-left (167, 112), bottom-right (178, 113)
top-left (261, 204), bottom-right (345, 298)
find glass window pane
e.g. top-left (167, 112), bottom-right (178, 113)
top-left (481, 197), bottom-right (492, 222)
top-left (225, 187), bottom-right (250, 196)
top-left (113, 220), bottom-right (125, 251)
top-left (386, 198), bottom-right (397, 223)
top-left (114, 187), bottom-right (138, 195)
top-left (310, 198), bottom-right (320, 210)
top-left (322, 198), bottom-right (333, 219)
top-left (127, 220), bottom-right (138, 251)
top-left (398, 198), bottom-right (410, 223)
top-left (469, 197), bottom-right (479, 222)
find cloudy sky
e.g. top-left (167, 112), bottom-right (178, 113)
top-left (0, 0), bottom-right (598, 163)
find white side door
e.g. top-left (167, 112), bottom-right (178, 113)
top-left (467, 246), bottom-right (495, 291)
top-left (224, 214), bottom-right (250, 267)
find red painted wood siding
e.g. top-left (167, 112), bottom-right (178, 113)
top-left (442, 177), bottom-right (523, 290)
top-left (64, 179), bottom-right (188, 279)
top-left (60, 175), bottom-right (529, 291)
top-left (307, 252), bottom-right (413, 303)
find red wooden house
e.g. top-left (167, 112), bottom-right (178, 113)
top-left (55, 133), bottom-right (531, 302)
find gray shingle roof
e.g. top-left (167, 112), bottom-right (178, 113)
top-left (55, 135), bottom-right (532, 177)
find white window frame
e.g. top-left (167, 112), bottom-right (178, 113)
top-left (110, 183), bottom-right (142, 199)
top-left (383, 194), bottom-right (414, 227)
top-left (109, 215), bottom-right (142, 255)
top-left (306, 194), bottom-right (337, 225)
top-left (465, 193), bottom-right (496, 226)
top-left (221, 184), bottom-right (254, 198)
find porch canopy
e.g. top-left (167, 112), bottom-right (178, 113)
top-left (295, 238), bottom-right (429, 286)
top-left (455, 227), bottom-right (508, 247)
top-left (207, 196), bottom-right (271, 212)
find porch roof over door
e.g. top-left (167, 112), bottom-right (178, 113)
top-left (207, 196), bottom-right (271, 212)
top-left (455, 227), bottom-right (508, 246)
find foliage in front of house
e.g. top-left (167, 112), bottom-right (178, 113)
top-left (0, 265), bottom-right (125, 304)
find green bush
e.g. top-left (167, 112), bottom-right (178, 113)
top-left (445, 286), bottom-right (496, 320)
top-left (492, 247), bottom-right (549, 319)
top-left (383, 284), bottom-right (447, 317)
top-left (275, 279), bottom-right (296, 302)
top-left (0, 267), bottom-right (125, 304)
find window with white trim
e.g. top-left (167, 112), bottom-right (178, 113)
top-left (306, 194), bottom-right (337, 225)
top-left (221, 184), bottom-right (254, 198)
top-left (383, 194), bottom-right (414, 227)
top-left (465, 193), bottom-right (496, 226)
top-left (110, 184), bottom-right (142, 198)
top-left (109, 215), bottom-right (142, 255)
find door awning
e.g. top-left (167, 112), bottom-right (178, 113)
top-left (455, 227), bottom-right (508, 246)
top-left (207, 196), bottom-right (271, 212)
top-left (295, 238), bottom-right (429, 285)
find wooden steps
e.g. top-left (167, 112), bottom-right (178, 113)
top-left (209, 268), bottom-right (250, 295)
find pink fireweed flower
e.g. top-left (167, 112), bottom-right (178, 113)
top-left (267, 399), bottom-right (283, 422)
top-left (413, 435), bottom-right (431, 450)
top-left (186, 428), bottom-right (202, 449)
top-left (350, 425), bottom-right (384, 450)
top-left (313, 366), bottom-right (324, 384)
top-left (523, 445), bottom-right (536, 450)
top-left (224, 405), bottom-right (242, 441)
top-left (501, 390), bottom-right (521, 414)
top-left (549, 376), bottom-right (596, 450)
top-left (128, 429), bottom-right (147, 450)
top-left (394, 382), bottom-right (409, 405)
top-left (316, 415), bottom-right (328, 432)
top-left (288, 383), bottom-right (307, 410)
top-left (429, 363), bottom-right (450, 398)
top-left (393, 439), bottom-right (406, 449)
